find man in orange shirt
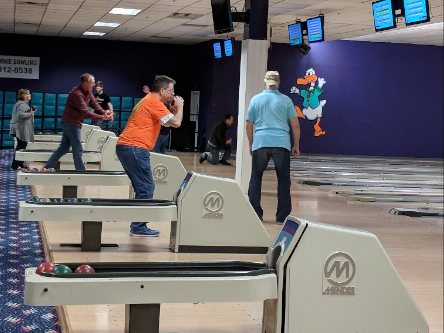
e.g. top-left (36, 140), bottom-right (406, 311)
top-left (116, 75), bottom-right (184, 237)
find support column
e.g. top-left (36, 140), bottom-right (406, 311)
top-left (235, 39), bottom-right (268, 193)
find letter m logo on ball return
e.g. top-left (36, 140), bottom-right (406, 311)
top-left (153, 164), bottom-right (168, 183)
top-left (202, 191), bottom-right (224, 219)
top-left (322, 252), bottom-right (356, 295)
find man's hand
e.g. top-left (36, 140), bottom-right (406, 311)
top-left (292, 146), bottom-right (300, 158)
top-left (104, 110), bottom-right (114, 121)
top-left (143, 85), bottom-right (150, 94)
top-left (226, 138), bottom-right (232, 145)
top-left (173, 96), bottom-right (184, 109)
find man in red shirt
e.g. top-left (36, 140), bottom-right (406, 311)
top-left (45, 73), bottom-right (113, 170)
top-left (116, 75), bottom-right (184, 237)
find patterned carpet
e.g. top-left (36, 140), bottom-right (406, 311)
top-left (0, 149), bottom-right (61, 333)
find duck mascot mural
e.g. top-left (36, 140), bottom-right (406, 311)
top-left (290, 68), bottom-right (327, 137)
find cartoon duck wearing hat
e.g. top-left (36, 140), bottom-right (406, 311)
top-left (290, 68), bottom-right (327, 136)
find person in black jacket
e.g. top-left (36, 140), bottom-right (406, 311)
top-left (199, 114), bottom-right (234, 165)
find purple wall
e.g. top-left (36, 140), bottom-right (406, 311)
top-left (267, 41), bottom-right (443, 158)
top-left (1, 34), bottom-right (442, 158)
top-left (192, 41), bottom-right (241, 150)
top-left (0, 34), bottom-right (198, 97)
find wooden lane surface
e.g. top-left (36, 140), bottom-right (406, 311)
top-left (27, 153), bottom-right (443, 333)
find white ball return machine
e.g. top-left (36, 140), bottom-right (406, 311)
top-left (15, 133), bottom-right (119, 170)
top-left (16, 151), bottom-right (186, 200)
top-left (19, 172), bottom-right (270, 253)
top-left (32, 123), bottom-right (98, 143)
top-left (24, 215), bottom-right (428, 333)
top-left (28, 124), bottom-right (101, 150)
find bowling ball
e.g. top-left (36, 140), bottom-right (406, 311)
top-left (53, 264), bottom-right (72, 274)
top-left (33, 196), bottom-right (40, 202)
top-left (31, 168), bottom-right (39, 172)
top-left (67, 198), bottom-right (78, 203)
top-left (39, 167), bottom-right (47, 172)
top-left (53, 198), bottom-right (64, 203)
top-left (39, 198), bottom-right (52, 202)
top-left (81, 198), bottom-right (92, 203)
top-left (74, 264), bottom-right (95, 274)
top-left (36, 262), bottom-right (56, 275)
top-left (38, 132), bottom-right (43, 135)
top-left (47, 168), bottom-right (56, 172)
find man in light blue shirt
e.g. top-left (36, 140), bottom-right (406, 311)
top-left (246, 71), bottom-right (301, 223)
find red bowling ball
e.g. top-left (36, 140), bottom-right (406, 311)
top-left (74, 264), bottom-right (95, 274)
top-left (36, 262), bottom-right (56, 275)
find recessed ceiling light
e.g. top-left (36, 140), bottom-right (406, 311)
top-left (94, 22), bottom-right (121, 28)
top-left (109, 8), bottom-right (141, 15)
top-left (83, 32), bottom-right (106, 36)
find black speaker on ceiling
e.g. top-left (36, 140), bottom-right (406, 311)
top-left (248, 0), bottom-right (269, 40)
top-left (211, 0), bottom-right (234, 34)
top-left (297, 42), bottom-right (311, 55)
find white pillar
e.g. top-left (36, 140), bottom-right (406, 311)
top-left (235, 39), bottom-right (268, 193)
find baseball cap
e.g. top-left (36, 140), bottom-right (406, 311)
top-left (264, 71), bottom-right (280, 86)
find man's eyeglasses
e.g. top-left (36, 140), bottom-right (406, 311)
top-left (166, 88), bottom-right (174, 93)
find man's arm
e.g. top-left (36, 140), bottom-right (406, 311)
top-left (289, 117), bottom-right (300, 158)
top-left (164, 96), bottom-right (184, 128)
top-left (246, 120), bottom-right (254, 155)
top-left (104, 94), bottom-right (114, 113)
top-left (107, 102), bottom-right (114, 113)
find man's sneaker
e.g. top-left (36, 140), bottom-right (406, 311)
top-left (130, 228), bottom-right (160, 237)
top-left (220, 159), bottom-right (231, 165)
top-left (275, 220), bottom-right (284, 224)
top-left (199, 153), bottom-right (208, 164)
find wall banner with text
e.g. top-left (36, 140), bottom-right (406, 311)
top-left (0, 55), bottom-right (40, 79)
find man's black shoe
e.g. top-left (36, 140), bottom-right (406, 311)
top-left (199, 153), bottom-right (207, 164)
top-left (220, 159), bottom-right (231, 165)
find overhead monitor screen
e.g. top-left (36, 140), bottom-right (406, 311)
top-left (288, 22), bottom-right (303, 46)
top-left (213, 42), bottom-right (222, 59)
top-left (224, 39), bottom-right (234, 57)
top-left (372, 0), bottom-right (396, 32)
top-left (307, 16), bottom-right (324, 43)
top-left (403, 0), bottom-right (430, 25)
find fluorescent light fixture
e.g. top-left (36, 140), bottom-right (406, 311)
top-left (94, 22), bottom-right (121, 28)
top-left (109, 7), bottom-right (141, 15)
top-left (83, 32), bottom-right (106, 36)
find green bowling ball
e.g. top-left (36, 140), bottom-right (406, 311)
top-left (32, 196), bottom-right (40, 202)
top-left (47, 168), bottom-right (56, 172)
top-left (53, 264), bottom-right (72, 274)
top-left (81, 198), bottom-right (93, 203)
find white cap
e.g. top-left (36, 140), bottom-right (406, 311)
top-left (264, 71), bottom-right (280, 86)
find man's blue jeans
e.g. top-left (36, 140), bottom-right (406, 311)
top-left (45, 123), bottom-right (85, 170)
top-left (248, 147), bottom-right (291, 222)
top-left (152, 131), bottom-right (169, 154)
top-left (208, 143), bottom-right (232, 165)
top-left (116, 144), bottom-right (154, 231)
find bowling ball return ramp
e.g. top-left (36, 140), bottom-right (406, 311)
top-left (24, 216), bottom-right (428, 333)
top-left (19, 172), bottom-right (270, 253)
